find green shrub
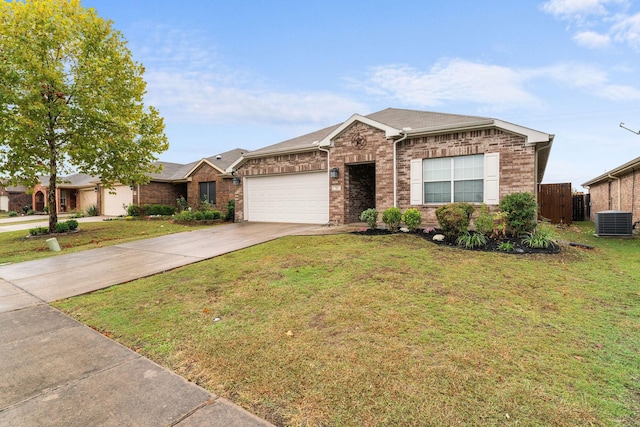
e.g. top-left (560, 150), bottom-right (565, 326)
top-left (65, 219), bottom-right (79, 231)
top-left (127, 204), bottom-right (143, 217)
top-left (146, 204), bottom-right (175, 216)
top-left (499, 192), bottom-right (538, 236)
top-left (86, 205), bottom-right (99, 216)
top-left (456, 231), bottom-right (488, 249)
top-left (474, 204), bottom-right (494, 236)
top-left (8, 211), bottom-right (18, 217)
top-left (55, 222), bottom-right (70, 233)
top-left (200, 198), bottom-right (215, 212)
top-left (26, 209), bottom-right (35, 215)
top-left (193, 211), bottom-right (204, 221)
top-left (173, 211), bottom-right (195, 221)
top-left (382, 207), bottom-right (402, 231)
top-left (402, 208), bottom-right (422, 231)
top-left (360, 208), bottom-right (378, 230)
top-left (43, 206), bottom-right (49, 213)
top-left (435, 203), bottom-right (475, 239)
top-left (497, 241), bottom-right (515, 252)
top-left (522, 227), bottom-right (558, 249)
top-left (176, 195), bottom-right (188, 212)
top-left (225, 199), bottom-right (235, 221)
top-left (29, 226), bottom-right (49, 236)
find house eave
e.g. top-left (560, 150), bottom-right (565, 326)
top-left (582, 156), bottom-right (640, 187)
top-left (241, 146), bottom-right (318, 159)
top-left (400, 119), bottom-right (553, 147)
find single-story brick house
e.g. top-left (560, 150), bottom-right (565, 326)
top-left (232, 108), bottom-right (554, 225)
top-left (31, 148), bottom-right (246, 216)
top-left (582, 156), bottom-right (640, 226)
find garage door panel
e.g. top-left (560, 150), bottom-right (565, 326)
top-left (245, 172), bottom-right (328, 224)
top-left (103, 186), bottom-right (133, 216)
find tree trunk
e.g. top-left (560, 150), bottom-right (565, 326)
top-left (48, 141), bottom-right (58, 234)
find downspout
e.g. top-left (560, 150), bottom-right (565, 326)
top-left (317, 145), bottom-right (331, 225)
top-left (393, 131), bottom-right (408, 207)
top-left (608, 174), bottom-right (621, 210)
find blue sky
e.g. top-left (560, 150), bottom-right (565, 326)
top-left (82, 0), bottom-right (640, 190)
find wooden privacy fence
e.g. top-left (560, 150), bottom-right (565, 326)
top-left (538, 183), bottom-right (573, 225)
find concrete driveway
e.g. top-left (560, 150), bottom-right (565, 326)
top-left (0, 221), bottom-right (322, 426)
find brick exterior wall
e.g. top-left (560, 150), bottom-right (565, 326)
top-left (587, 170), bottom-right (640, 224)
top-left (397, 129), bottom-right (535, 224)
top-left (328, 122), bottom-right (393, 224)
top-left (138, 181), bottom-right (186, 207)
top-left (187, 162), bottom-right (234, 213)
top-left (235, 123), bottom-right (538, 225)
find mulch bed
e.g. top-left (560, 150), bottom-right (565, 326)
top-left (351, 228), bottom-right (561, 255)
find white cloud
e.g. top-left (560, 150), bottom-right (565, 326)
top-left (573, 30), bottom-right (611, 48)
top-left (145, 70), bottom-right (365, 127)
top-left (541, 0), bottom-right (640, 51)
top-left (356, 60), bottom-right (540, 110)
top-left (611, 12), bottom-right (640, 49)
top-left (356, 59), bottom-right (640, 110)
top-left (132, 24), bottom-right (365, 128)
top-left (541, 0), bottom-right (621, 18)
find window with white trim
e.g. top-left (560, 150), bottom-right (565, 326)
top-left (410, 153), bottom-right (499, 205)
top-left (423, 154), bottom-right (484, 203)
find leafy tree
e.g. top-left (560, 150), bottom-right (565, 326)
top-left (0, 0), bottom-right (168, 232)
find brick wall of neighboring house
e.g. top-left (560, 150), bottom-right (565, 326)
top-left (397, 129), bottom-right (535, 225)
top-left (234, 151), bottom-right (327, 221)
top-left (587, 171), bottom-right (640, 224)
top-left (138, 181), bottom-right (186, 207)
top-left (187, 162), bottom-right (235, 213)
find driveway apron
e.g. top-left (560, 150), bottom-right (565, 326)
top-left (0, 222), bottom-right (318, 426)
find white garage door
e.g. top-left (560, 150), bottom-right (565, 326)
top-left (79, 188), bottom-right (97, 214)
top-left (245, 172), bottom-right (328, 224)
top-left (0, 195), bottom-right (8, 212)
top-left (103, 185), bottom-right (133, 216)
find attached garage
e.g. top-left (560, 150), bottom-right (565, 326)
top-left (244, 172), bottom-right (328, 223)
top-left (102, 185), bottom-right (133, 216)
top-left (78, 188), bottom-right (97, 214)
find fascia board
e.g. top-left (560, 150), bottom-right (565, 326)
top-left (493, 119), bottom-right (553, 146)
top-left (184, 158), bottom-right (225, 178)
top-left (317, 114), bottom-right (400, 146)
top-left (225, 156), bottom-right (246, 174)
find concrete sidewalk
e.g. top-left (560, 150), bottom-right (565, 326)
top-left (0, 214), bottom-right (109, 233)
top-left (0, 222), bottom-right (322, 426)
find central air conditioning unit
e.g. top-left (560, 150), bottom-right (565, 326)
top-left (595, 211), bottom-right (633, 237)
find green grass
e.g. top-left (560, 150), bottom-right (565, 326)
top-left (53, 222), bottom-right (640, 426)
top-left (0, 219), bottom-right (212, 263)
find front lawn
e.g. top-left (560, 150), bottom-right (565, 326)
top-left (0, 219), bottom-right (212, 264)
top-left (54, 222), bottom-right (640, 426)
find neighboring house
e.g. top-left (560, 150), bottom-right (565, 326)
top-left (0, 185), bottom-right (30, 212)
top-left (232, 108), bottom-right (554, 225)
top-left (30, 148), bottom-right (246, 216)
top-left (582, 156), bottom-right (640, 225)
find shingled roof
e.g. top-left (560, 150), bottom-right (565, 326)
top-left (244, 108), bottom-right (494, 158)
